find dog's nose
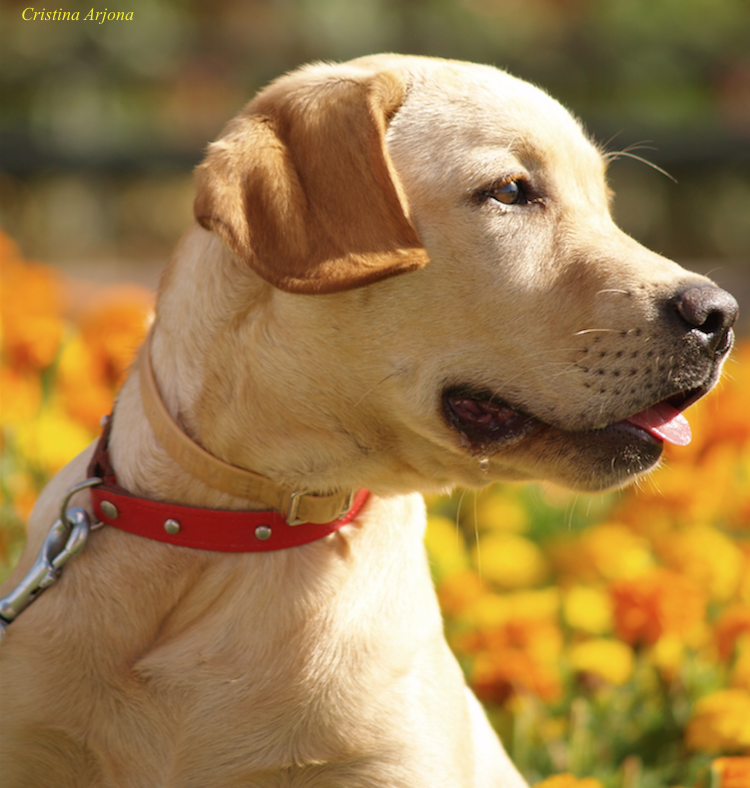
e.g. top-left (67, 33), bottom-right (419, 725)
top-left (674, 284), bottom-right (739, 355)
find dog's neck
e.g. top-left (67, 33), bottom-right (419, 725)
top-left (106, 224), bottom-right (421, 511)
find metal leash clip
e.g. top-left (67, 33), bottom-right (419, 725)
top-left (0, 477), bottom-right (103, 643)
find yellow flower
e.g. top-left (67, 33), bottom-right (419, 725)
top-left (473, 532), bottom-right (548, 589)
top-left (563, 585), bottom-right (613, 634)
top-left (686, 689), bottom-right (750, 753)
top-left (568, 639), bottom-right (634, 686)
top-left (14, 403), bottom-right (93, 476)
top-left (2, 470), bottom-right (37, 522)
top-left (436, 569), bottom-right (486, 617)
top-left (655, 524), bottom-right (744, 602)
top-left (533, 775), bottom-right (604, 788)
top-left (474, 488), bottom-right (529, 532)
top-left (730, 637), bottom-right (750, 693)
top-left (712, 757), bottom-right (750, 788)
top-left (550, 522), bottom-right (653, 583)
top-left (651, 634), bottom-right (686, 682)
top-left (464, 588), bottom-right (560, 631)
top-left (425, 515), bottom-right (470, 580)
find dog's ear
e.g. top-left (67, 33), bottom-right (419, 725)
top-left (193, 69), bottom-right (428, 294)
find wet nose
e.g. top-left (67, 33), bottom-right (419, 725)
top-left (674, 284), bottom-right (739, 355)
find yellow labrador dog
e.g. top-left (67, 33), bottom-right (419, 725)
top-left (0, 55), bottom-right (738, 787)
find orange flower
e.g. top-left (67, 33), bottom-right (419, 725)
top-left (716, 606), bottom-right (750, 661)
top-left (712, 757), bottom-right (750, 788)
top-left (0, 365), bottom-right (42, 425)
top-left (75, 284), bottom-right (154, 387)
top-left (0, 253), bottom-right (64, 371)
top-left (55, 333), bottom-right (116, 433)
top-left (532, 775), bottom-right (604, 788)
top-left (461, 590), bottom-right (563, 703)
top-left (471, 642), bottom-right (562, 704)
top-left (610, 567), bottom-right (706, 646)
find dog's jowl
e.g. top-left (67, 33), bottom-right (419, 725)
top-left (0, 55), bottom-right (737, 788)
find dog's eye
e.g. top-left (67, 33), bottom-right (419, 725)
top-left (480, 176), bottom-right (536, 207)
top-left (490, 180), bottom-right (524, 205)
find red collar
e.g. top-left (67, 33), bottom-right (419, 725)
top-left (87, 421), bottom-right (370, 553)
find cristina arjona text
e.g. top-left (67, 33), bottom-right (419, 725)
top-left (22, 8), bottom-right (134, 22)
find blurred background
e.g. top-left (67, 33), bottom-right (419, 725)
top-left (0, 0), bottom-right (748, 326)
top-left (3, 5), bottom-right (750, 785)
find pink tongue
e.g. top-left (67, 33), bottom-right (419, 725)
top-left (626, 402), bottom-right (692, 446)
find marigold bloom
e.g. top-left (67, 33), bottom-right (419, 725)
top-left (655, 524), bottom-right (744, 601)
top-left (473, 531), bottom-right (548, 589)
top-left (532, 774), bottom-right (604, 788)
top-left (471, 641), bottom-right (562, 704)
top-left (686, 689), bottom-right (750, 753)
top-left (0, 254), bottom-right (64, 371)
top-left (76, 285), bottom-right (154, 387)
top-left (474, 489), bottom-right (529, 532)
top-left (0, 366), bottom-right (43, 425)
top-left (458, 589), bottom-right (563, 702)
top-left (731, 638), bottom-right (750, 693)
top-left (568, 638), bottom-right (634, 686)
top-left (651, 633), bottom-right (686, 682)
top-left (436, 569), bottom-right (486, 617)
top-left (563, 585), bottom-right (613, 634)
top-left (550, 522), bottom-right (653, 583)
top-left (716, 605), bottom-right (750, 661)
top-left (712, 756), bottom-right (750, 788)
top-left (610, 567), bottom-right (706, 646)
top-left (425, 513), bottom-right (471, 581)
top-left (14, 404), bottom-right (93, 476)
top-left (55, 334), bottom-right (115, 432)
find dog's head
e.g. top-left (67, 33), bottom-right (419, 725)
top-left (189, 55), bottom-right (738, 495)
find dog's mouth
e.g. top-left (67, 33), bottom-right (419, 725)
top-left (442, 389), bottom-right (540, 451)
top-left (442, 384), bottom-right (710, 455)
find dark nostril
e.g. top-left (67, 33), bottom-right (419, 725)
top-left (674, 284), bottom-right (739, 353)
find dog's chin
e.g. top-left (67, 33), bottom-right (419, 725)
top-left (441, 384), bottom-right (708, 491)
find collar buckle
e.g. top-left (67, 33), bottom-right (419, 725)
top-left (287, 489), bottom-right (355, 526)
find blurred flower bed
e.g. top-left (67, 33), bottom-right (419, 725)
top-left (2, 231), bottom-right (749, 788)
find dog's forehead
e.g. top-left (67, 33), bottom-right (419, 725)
top-left (388, 60), bottom-right (603, 182)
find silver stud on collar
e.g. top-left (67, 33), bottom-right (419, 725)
top-left (100, 500), bottom-right (119, 520)
top-left (164, 519), bottom-right (181, 535)
top-left (254, 525), bottom-right (272, 541)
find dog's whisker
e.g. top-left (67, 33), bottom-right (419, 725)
top-left (352, 372), bottom-right (397, 408)
top-left (548, 363), bottom-right (581, 381)
top-left (573, 328), bottom-right (618, 336)
top-left (596, 289), bottom-right (630, 297)
top-left (604, 149), bottom-right (677, 183)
